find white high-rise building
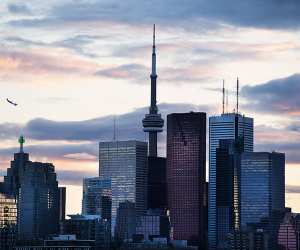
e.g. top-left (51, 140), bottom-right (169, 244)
top-left (208, 113), bottom-right (253, 250)
top-left (99, 140), bottom-right (148, 237)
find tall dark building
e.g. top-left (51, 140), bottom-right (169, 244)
top-left (59, 187), bottom-right (66, 221)
top-left (17, 161), bottom-right (60, 244)
top-left (167, 112), bottom-right (206, 248)
top-left (147, 156), bottom-right (167, 211)
top-left (142, 24), bottom-right (164, 157)
top-left (0, 137), bottom-right (61, 245)
top-left (215, 139), bottom-right (243, 249)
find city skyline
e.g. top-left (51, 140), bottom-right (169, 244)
top-left (0, 1), bottom-right (300, 216)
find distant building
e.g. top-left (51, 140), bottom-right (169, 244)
top-left (278, 212), bottom-right (297, 250)
top-left (16, 234), bottom-right (95, 250)
top-left (136, 210), bottom-right (170, 242)
top-left (240, 152), bottom-right (285, 227)
top-left (0, 193), bottom-right (17, 249)
top-left (147, 157), bottom-right (167, 211)
top-left (167, 112), bottom-right (206, 248)
top-left (115, 201), bottom-right (137, 241)
top-left (17, 161), bottom-right (60, 245)
top-left (99, 140), bottom-right (148, 236)
top-left (58, 187), bottom-right (66, 221)
top-left (208, 113), bottom-right (253, 250)
top-left (45, 234), bottom-right (95, 249)
top-left (82, 177), bottom-right (111, 220)
top-left (61, 214), bottom-right (110, 249)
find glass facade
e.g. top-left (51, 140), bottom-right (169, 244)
top-left (240, 152), bottom-right (285, 228)
top-left (82, 177), bottom-right (111, 220)
top-left (99, 140), bottom-right (148, 236)
top-left (17, 162), bottom-right (60, 244)
top-left (167, 112), bottom-right (206, 247)
top-left (0, 193), bottom-right (17, 249)
top-left (278, 212), bottom-right (297, 250)
top-left (208, 113), bottom-right (253, 250)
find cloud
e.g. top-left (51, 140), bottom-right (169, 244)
top-left (7, 0), bottom-right (300, 30)
top-left (5, 35), bottom-right (101, 58)
top-left (286, 185), bottom-right (300, 194)
top-left (0, 48), bottom-right (99, 78)
top-left (0, 143), bottom-right (98, 161)
top-left (56, 170), bottom-right (96, 185)
top-left (95, 63), bottom-right (148, 82)
top-left (256, 141), bottom-right (300, 164)
top-left (95, 62), bottom-right (216, 85)
top-left (7, 3), bottom-right (31, 15)
top-left (242, 74), bottom-right (300, 115)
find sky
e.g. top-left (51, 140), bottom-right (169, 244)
top-left (0, 0), bottom-right (300, 214)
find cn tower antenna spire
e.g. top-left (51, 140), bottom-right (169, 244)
top-left (153, 24), bottom-right (156, 48)
top-left (152, 24), bottom-right (157, 77)
top-left (237, 77), bottom-right (239, 114)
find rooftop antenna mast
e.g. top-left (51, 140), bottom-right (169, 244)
top-left (226, 89), bottom-right (229, 113)
top-left (222, 80), bottom-right (225, 114)
top-left (113, 116), bottom-right (117, 141)
top-left (236, 77), bottom-right (239, 114)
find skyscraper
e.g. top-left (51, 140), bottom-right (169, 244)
top-left (240, 152), bottom-right (285, 227)
top-left (142, 24), bottom-right (164, 157)
top-left (18, 161), bottom-right (60, 244)
top-left (99, 140), bottom-right (148, 236)
top-left (208, 113), bottom-right (253, 249)
top-left (167, 112), bottom-right (206, 248)
top-left (215, 139), bottom-right (243, 249)
top-left (82, 177), bottom-right (111, 220)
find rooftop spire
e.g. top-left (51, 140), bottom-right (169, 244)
top-left (18, 135), bottom-right (25, 153)
top-left (222, 80), bottom-right (225, 114)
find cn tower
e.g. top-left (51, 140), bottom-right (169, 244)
top-left (142, 24), bottom-right (164, 157)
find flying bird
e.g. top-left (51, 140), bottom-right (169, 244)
top-left (6, 99), bottom-right (18, 106)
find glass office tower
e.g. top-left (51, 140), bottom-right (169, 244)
top-left (167, 112), bottom-right (206, 248)
top-left (18, 162), bottom-right (60, 244)
top-left (240, 152), bottom-right (285, 227)
top-left (99, 140), bottom-right (148, 236)
top-left (82, 177), bottom-right (111, 220)
top-left (216, 139), bottom-right (243, 249)
top-left (208, 113), bottom-right (253, 250)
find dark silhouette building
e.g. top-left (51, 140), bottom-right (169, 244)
top-left (147, 157), bottom-right (167, 211)
top-left (3, 136), bottom-right (29, 198)
top-left (167, 112), bottom-right (206, 248)
top-left (59, 187), bottom-right (66, 222)
top-left (0, 137), bottom-right (61, 245)
top-left (17, 161), bottom-right (60, 245)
